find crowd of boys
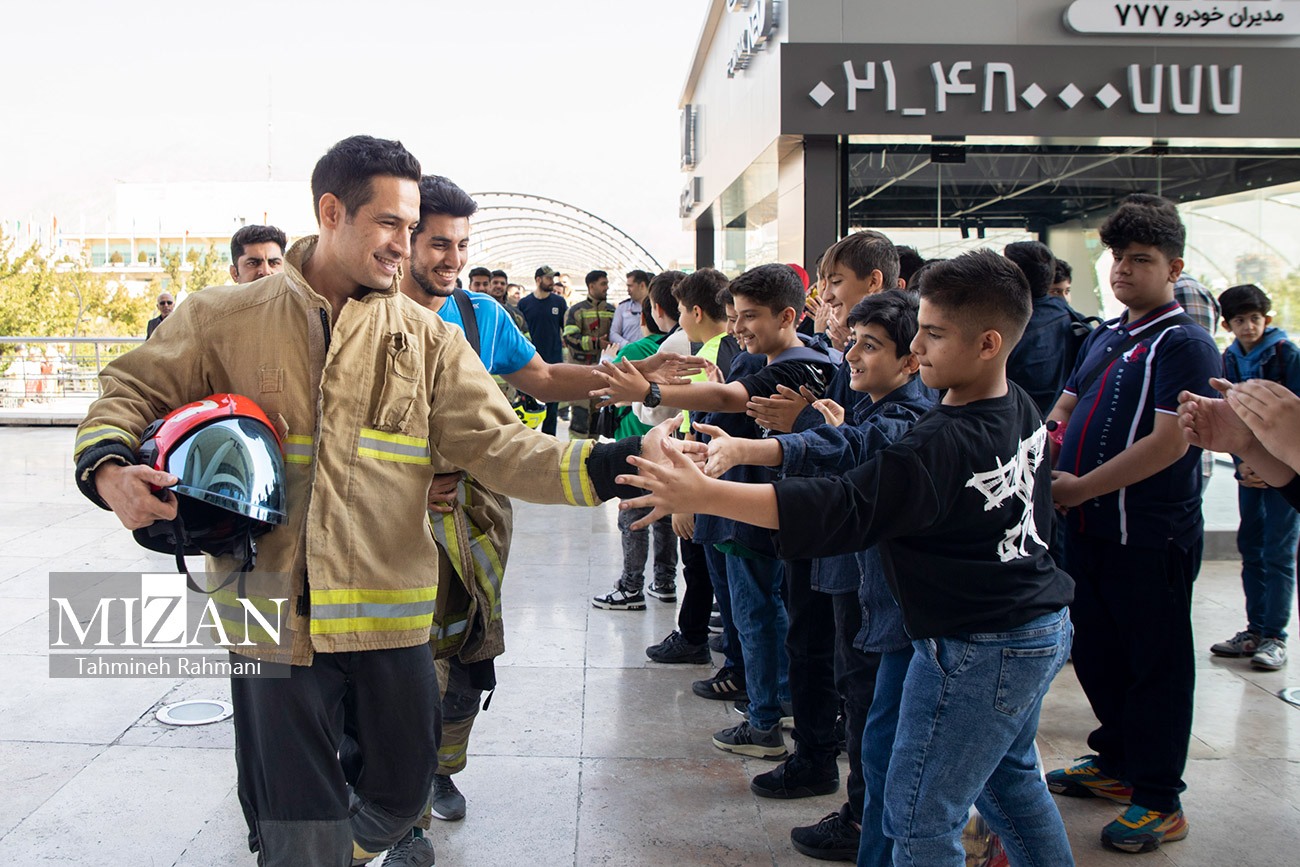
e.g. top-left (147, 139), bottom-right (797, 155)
top-left (91, 138), bottom-right (1298, 866)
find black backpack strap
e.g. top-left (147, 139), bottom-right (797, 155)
top-left (452, 289), bottom-right (481, 357)
top-left (1074, 313), bottom-right (1195, 399)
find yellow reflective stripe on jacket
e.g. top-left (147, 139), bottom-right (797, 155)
top-left (308, 586), bottom-right (437, 635)
top-left (357, 428), bottom-right (431, 465)
top-left (210, 589), bottom-right (287, 646)
top-left (560, 440), bottom-right (598, 506)
top-left (283, 434), bottom-right (314, 465)
top-left (430, 502), bottom-right (504, 617)
top-left (434, 614), bottom-right (469, 651)
top-left (74, 424), bottom-right (138, 457)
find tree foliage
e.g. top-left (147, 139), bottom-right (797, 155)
top-left (0, 231), bottom-right (153, 339)
top-left (161, 245), bottom-right (227, 294)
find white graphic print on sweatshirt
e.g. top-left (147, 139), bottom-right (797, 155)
top-left (964, 425), bottom-right (1048, 563)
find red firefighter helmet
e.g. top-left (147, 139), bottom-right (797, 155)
top-left (133, 394), bottom-right (287, 565)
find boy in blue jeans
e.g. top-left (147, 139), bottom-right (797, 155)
top-left (699, 290), bottom-right (935, 865)
top-left (619, 251), bottom-right (1076, 866)
top-left (1210, 283), bottom-right (1300, 670)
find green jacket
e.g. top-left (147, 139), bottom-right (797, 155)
top-left (611, 334), bottom-right (668, 439)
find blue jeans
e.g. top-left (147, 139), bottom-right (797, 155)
top-left (857, 645), bottom-right (912, 867)
top-left (705, 545), bottom-right (743, 670)
top-left (1237, 485), bottom-right (1299, 640)
top-left (726, 552), bottom-right (790, 731)
top-left (883, 609), bottom-right (1074, 867)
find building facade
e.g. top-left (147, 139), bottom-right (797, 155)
top-left (680, 0), bottom-right (1300, 312)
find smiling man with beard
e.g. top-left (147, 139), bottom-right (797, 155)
top-left (393, 175), bottom-right (700, 858)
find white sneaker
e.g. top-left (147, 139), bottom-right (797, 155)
top-left (1251, 638), bottom-right (1287, 671)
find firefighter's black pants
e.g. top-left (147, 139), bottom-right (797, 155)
top-left (230, 645), bottom-right (440, 866)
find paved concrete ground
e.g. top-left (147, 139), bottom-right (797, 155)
top-left (0, 427), bottom-right (1296, 866)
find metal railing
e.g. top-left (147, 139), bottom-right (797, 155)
top-left (0, 336), bottom-right (144, 407)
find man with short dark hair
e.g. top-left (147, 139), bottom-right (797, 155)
top-left (486, 269), bottom-right (526, 334)
top-left (487, 269), bottom-right (509, 303)
top-left (466, 266), bottom-right (492, 294)
top-left (518, 266), bottom-right (568, 434)
top-left (611, 269), bottom-right (651, 347)
top-left (145, 291), bottom-right (174, 338)
top-left (229, 224), bottom-right (287, 284)
top-left (74, 135), bottom-right (660, 867)
top-left (562, 270), bottom-right (615, 437)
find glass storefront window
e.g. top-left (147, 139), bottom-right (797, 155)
top-left (716, 143), bottom-right (779, 276)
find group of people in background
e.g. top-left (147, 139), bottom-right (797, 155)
top-left (116, 140), bottom-right (1300, 866)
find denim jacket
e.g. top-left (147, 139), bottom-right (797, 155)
top-left (774, 375), bottom-right (935, 650)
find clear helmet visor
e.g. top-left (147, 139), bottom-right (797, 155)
top-left (165, 417), bottom-right (287, 525)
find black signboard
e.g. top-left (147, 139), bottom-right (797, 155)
top-left (780, 43), bottom-right (1300, 139)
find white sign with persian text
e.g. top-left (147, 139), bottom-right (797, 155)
top-left (1065, 0), bottom-right (1300, 35)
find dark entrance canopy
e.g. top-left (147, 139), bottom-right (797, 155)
top-left (845, 142), bottom-right (1300, 234)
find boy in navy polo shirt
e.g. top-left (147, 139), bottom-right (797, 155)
top-left (1046, 196), bottom-right (1222, 854)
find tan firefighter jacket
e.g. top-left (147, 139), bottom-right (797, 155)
top-left (73, 237), bottom-right (601, 664)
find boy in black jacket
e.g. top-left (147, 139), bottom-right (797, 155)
top-left (617, 251), bottom-right (1076, 866)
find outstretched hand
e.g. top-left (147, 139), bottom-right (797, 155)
top-left (634, 352), bottom-right (707, 385)
top-left (1225, 378), bottom-right (1300, 472)
top-left (616, 440), bottom-right (714, 530)
top-left (692, 422), bottom-right (739, 478)
top-left (1177, 381), bottom-right (1254, 456)
top-left (591, 359), bottom-right (651, 406)
top-left (811, 395), bottom-right (844, 427)
top-left (747, 384), bottom-right (809, 433)
top-left (641, 414), bottom-right (708, 470)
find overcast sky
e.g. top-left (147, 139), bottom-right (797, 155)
top-left (0, 0), bottom-right (708, 264)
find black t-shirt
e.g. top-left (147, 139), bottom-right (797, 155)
top-left (737, 350), bottom-right (837, 403)
top-left (772, 382), bottom-right (1074, 639)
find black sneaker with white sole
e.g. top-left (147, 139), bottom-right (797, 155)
top-left (692, 665), bottom-right (748, 701)
top-left (646, 582), bottom-right (677, 603)
top-left (646, 630), bottom-right (711, 664)
top-left (591, 587), bottom-right (646, 610)
top-left (712, 720), bottom-right (787, 759)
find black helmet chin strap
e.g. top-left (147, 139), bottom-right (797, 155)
top-left (169, 514), bottom-right (256, 596)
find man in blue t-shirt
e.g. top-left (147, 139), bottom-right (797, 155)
top-left (392, 175), bottom-right (682, 841)
top-left (1045, 196), bottom-right (1222, 855)
top-left (518, 266), bottom-right (569, 434)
